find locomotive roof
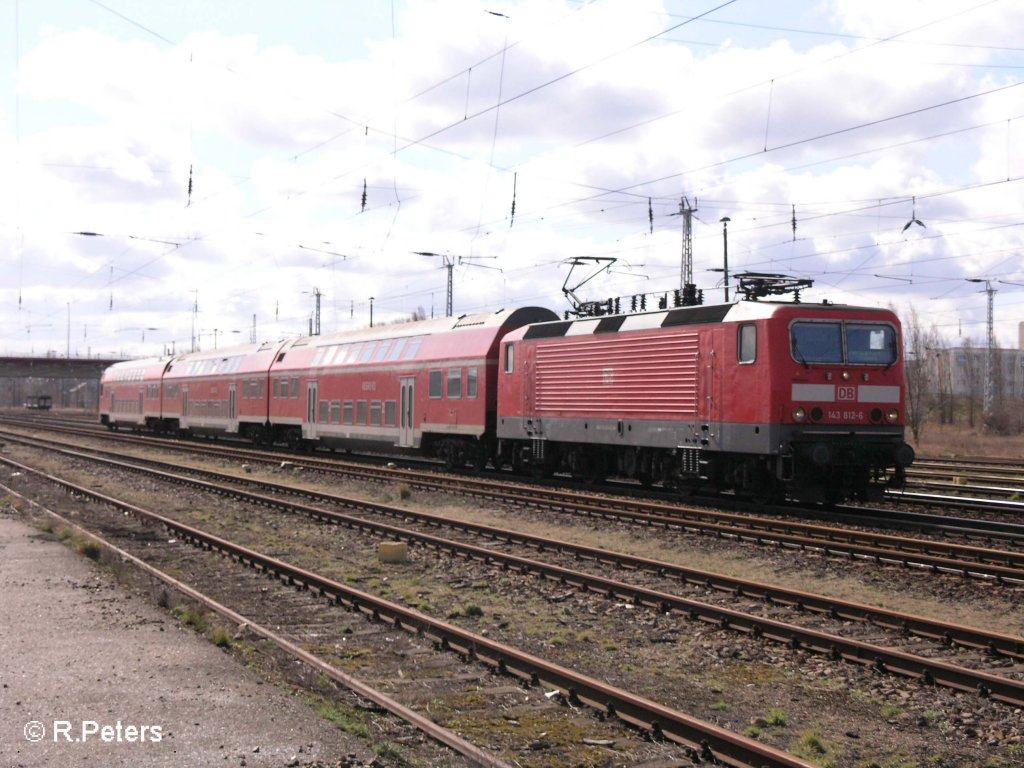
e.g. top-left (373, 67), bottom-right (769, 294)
top-left (517, 300), bottom-right (896, 340)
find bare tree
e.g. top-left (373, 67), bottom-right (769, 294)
top-left (961, 338), bottom-right (982, 429)
top-left (901, 306), bottom-right (942, 444)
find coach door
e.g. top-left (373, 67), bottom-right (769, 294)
top-left (399, 377), bottom-right (415, 447)
top-left (306, 380), bottom-right (318, 439)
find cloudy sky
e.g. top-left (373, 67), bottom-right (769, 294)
top-left (2, 0), bottom-right (1023, 358)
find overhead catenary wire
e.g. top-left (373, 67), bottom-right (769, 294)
top-left (13, 0), bottom-right (1024, 355)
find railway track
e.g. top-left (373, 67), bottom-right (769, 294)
top-left (4, 422), bottom-right (1022, 762)
top-left (1, 460), bottom-right (810, 768)
top-left (2, 424), bottom-right (1023, 583)
top-left (4, 434), bottom-right (1024, 705)
top-left (6, 413), bottom-right (1023, 519)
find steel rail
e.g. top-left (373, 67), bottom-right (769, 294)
top-left (6, 432), bottom-right (1024, 659)
top-left (5, 427), bottom-right (1024, 574)
top-left (0, 456), bottom-right (814, 768)
top-left (0, 483), bottom-right (514, 768)
top-left (5, 450), bottom-right (1024, 710)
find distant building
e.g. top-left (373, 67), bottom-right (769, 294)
top-left (930, 321), bottom-right (1024, 400)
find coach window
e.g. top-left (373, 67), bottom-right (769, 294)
top-left (319, 400), bottom-right (330, 423)
top-left (504, 343), bottom-right (515, 373)
top-left (386, 337), bottom-right (407, 361)
top-left (384, 400), bottom-right (397, 427)
top-left (358, 342), bottom-right (377, 364)
top-left (402, 336), bottom-right (423, 360)
top-left (370, 400), bottom-right (382, 426)
top-left (272, 379), bottom-right (279, 399)
top-left (258, 380), bottom-right (265, 399)
top-left (429, 369), bottom-right (444, 398)
top-left (343, 400), bottom-right (354, 425)
top-left (467, 367), bottom-right (478, 399)
top-left (372, 341), bottom-right (391, 363)
top-left (291, 378), bottom-right (300, 399)
top-left (738, 324), bottom-right (757, 364)
top-left (356, 400), bottom-right (368, 425)
top-left (447, 368), bottom-right (462, 399)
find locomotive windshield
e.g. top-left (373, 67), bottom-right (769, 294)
top-left (791, 321), bottom-right (896, 365)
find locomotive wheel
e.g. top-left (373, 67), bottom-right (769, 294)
top-left (570, 449), bottom-right (605, 485)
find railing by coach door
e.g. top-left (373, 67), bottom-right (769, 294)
top-left (399, 377), bottom-right (415, 447)
top-left (229, 384), bottom-right (237, 424)
top-left (306, 380), bottom-right (318, 440)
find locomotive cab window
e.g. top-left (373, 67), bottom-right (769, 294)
top-left (738, 324), bottom-right (757, 364)
top-left (847, 324), bottom-right (897, 365)
top-left (791, 322), bottom-right (842, 364)
top-left (791, 321), bottom-right (897, 365)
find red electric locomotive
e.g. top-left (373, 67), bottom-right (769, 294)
top-left (495, 300), bottom-right (914, 502)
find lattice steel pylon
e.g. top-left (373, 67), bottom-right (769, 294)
top-left (414, 252), bottom-right (500, 317)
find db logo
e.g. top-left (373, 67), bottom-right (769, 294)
top-left (837, 386), bottom-right (856, 401)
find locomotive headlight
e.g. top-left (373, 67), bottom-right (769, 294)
top-left (886, 408), bottom-right (900, 423)
top-left (793, 406), bottom-right (807, 423)
top-left (841, 370), bottom-right (851, 380)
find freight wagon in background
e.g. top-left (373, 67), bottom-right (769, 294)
top-left (100, 296), bottom-right (913, 503)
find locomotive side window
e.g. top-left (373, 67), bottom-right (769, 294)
top-left (504, 344), bottom-right (515, 373)
top-left (791, 322), bottom-right (842, 363)
top-left (847, 324), bottom-right (897, 365)
top-left (467, 367), bottom-right (478, 398)
top-left (429, 370), bottom-right (444, 398)
top-left (447, 368), bottom-right (462, 399)
top-left (738, 324), bottom-right (757, 364)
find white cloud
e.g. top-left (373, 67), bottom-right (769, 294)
top-left (1, 0), bottom-right (1022, 358)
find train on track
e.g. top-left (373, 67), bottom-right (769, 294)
top-left (100, 294), bottom-right (914, 503)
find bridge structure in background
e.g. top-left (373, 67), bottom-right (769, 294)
top-left (0, 356), bottom-right (126, 411)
